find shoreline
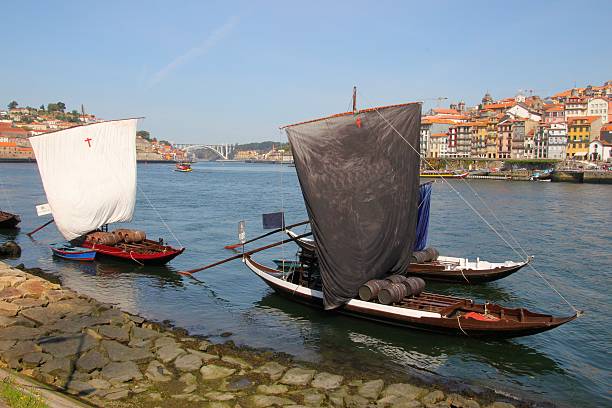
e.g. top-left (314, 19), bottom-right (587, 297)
top-left (0, 260), bottom-right (537, 408)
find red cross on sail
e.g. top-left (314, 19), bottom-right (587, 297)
top-left (84, 138), bottom-right (92, 147)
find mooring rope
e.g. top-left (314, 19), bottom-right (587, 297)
top-left (137, 184), bottom-right (184, 248)
top-left (361, 94), bottom-right (580, 314)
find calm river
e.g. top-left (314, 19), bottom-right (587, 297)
top-left (0, 162), bottom-right (610, 407)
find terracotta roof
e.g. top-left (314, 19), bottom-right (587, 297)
top-left (421, 117), bottom-right (457, 125)
top-left (568, 116), bottom-right (600, 125)
top-left (544, 104), bottom-right (564, 112)
top-left (432, 108), bottom-right (459, 115)
top-left (430, 133), bottom-right (447, 137)
top-left (601, 124), bottom-right (612, 131)
top-left (482, 101), bottom-right (515, 110)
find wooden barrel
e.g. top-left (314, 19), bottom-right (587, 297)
top-left (112, 229), bottom-right (131, 242)
top-left (385, 275), bottom-right (408, 284)
top-left (410, 247), bottom-right (439, 263)
top-left (359, 279), bottom-right (390, 301)
top-left (124, 230), bottom-right (146, 243)
top-left (405, 277), bottom-right (426, 297)
top-left (378, 283), bottom-right (408, 305)
top-left (86, 232), bottom-right (120, 245)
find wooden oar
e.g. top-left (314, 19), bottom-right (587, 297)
top-left (180, 231), bottom-right (313, 276)
top-left (224, 219), bottom-right (310, 250)
top-left (26, 219), bottom-right (54, 237)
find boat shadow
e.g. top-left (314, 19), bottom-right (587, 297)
top-left (257, 292), bottom-right (564, 379)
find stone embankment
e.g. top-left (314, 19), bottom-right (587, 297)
top-left (0, 261), bottom-right (517, 408)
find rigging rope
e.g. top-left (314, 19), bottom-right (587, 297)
top-left (0, 176), bottom-right (15, 213)
top-left (137, 184), bottom-right (184, 248)
top-left (361, 93), bottom-right (580, 314)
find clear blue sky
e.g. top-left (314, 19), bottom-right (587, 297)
top-left (2, 0), bottom-right (610, 144)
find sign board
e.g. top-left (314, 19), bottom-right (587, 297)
top-left (238, 220), bottom-right (246, 244)
top-left (36, 203), bottom-right (52, 216)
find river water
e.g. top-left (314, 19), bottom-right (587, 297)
top-left (0, 162), bottom-right (610, 407)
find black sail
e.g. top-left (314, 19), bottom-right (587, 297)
top-left (285, 103), bottom-right (422, 309)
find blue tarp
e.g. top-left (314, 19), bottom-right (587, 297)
top-left (414, 182), bottom-right (432, 251)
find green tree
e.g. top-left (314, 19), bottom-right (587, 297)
top-left (7, 101), bottom-right (18, 109)
top-left (57, 102), bottom-right (66, 112)
top-left (47, 103), bottom-right (58, 112)
top-left (136, 130), bottom-right (151, 140)
top-left (39, 105), bottom-right (45, 111)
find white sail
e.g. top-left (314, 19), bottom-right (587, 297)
top-left (30, 119), bottom-right (138, 240)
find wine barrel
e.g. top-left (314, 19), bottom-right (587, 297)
top-left (410, 247), bottom-right (439, 263)
top-left (124, 230), bottom-right (146, 243)
top-left (405, 277), bottom-right (426, 297)
top-left (385, 275), bottom-right (408, 284)
top-left (112, 229), bottom-right (131, 243)
top-left (86, 232), bottom-right (120, 245)
top-left (359, 279), bottom-right (390, 301)
top-left (378, 283), bottom-right (408, 305)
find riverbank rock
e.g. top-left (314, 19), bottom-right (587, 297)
top-left (312, 372), bottom-right (344, 390)
top-left (280, 367), bottom-right (316, 386)
top-left (200, 364), bottom-right (236, 380)
top-left (0, 242), bottom-right (21, 258)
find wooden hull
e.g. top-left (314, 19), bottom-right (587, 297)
top-left (407, 260), bottom-right (528, 284)
top-left (285, 230), bottom-right (527, 284)
top-left (0, 211), bottom-right (20, 229)
top-left (244, 256), bottom-right (576, 339)
top-left (82, 239), bottom-right (184, 265)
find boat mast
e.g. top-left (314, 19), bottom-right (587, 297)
top-left (352, 86), bottom-right (357, 113)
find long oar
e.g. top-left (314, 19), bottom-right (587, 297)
top-left (26, 219), bottom-right (54, 237)
top-left (224, 219), bottom-right (310, 250)
top-left (180, 231), bottom-right (313, 276)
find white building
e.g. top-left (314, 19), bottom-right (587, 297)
top-left (507, 103), bottom-right (542, 122)
top-left (588, 139), bottom-right (612, 162)
top-left (547, 123), bottom-right (568, 160)
top-left (587, 98), bottom-right (609, 124)
top-left (430, 133), bottom-right (449, 158)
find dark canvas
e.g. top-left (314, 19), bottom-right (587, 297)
top-left (262, 212), bottom-right (285, 229)
top-left (285, 103), bottom-right (421, 309)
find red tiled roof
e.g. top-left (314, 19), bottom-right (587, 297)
top-left (567, 116), bottom-right (600, 125)
top-left (432, 108), bottom-right (459, 115)
top-left (544, 104), bottom-right (564, 112)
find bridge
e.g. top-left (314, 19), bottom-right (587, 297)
top-left (174, 143), bottom-right (236, 160)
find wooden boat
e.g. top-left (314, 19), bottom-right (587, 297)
top-left (0, 211), bottom-right (20, 228)
top-left (50, 243), bottom-right (96, 261)
top-left (420, 170), bottom-right (468, 179)
top-left (175, 162), bottom-right (192, 172)
top-left (234, 89), bottom-right (576, 338)
top-left (29, 119), bottom-right (184, 265)
top-left (81, 238), bottom-right (184, 265)
top-left (285, 229), bottom-right (528, 284)
top-left (244, 255), bottom-right (576, 338)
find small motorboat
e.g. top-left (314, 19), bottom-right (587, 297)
top-left (0, 211), bottom-right (20, 229)
top-left (175, 162), bottom-right (192, 172)
top-left (50, 243), bottom-right (96, 261)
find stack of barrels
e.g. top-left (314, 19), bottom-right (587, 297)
top-left (85, 229), bottom-right (147, 245)
top-left (359, 275), bottom-right (426, 305)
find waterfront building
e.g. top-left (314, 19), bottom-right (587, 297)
top-left (467, 121), bottom-right (487, 158)
top-left (543, 104), bottom-right (565, 124)
top-left (455, 123), bottom-right (473, 158)
top-left (587, 98), bottom-right (608, 124)
top-left (547, 123), bottom-right (568, 160)
top-left (429, 133), bottom-right (449, 158)
top-left (533, 125), bottom-right (548, 159)
top-left (497, 117), bottom-right (512, 159)
top-left (588, 137), bottom-right (612, 162)
top-left (447, 125), bottom-right (458, 157)
top-left (510, 119), bottom-right (538, 159)
top-left (485, 118), bottom-right (498, 159)
top-left (234, 150), bottom-right (259, 160)
top-left (420, 119), bottom-right (453, 158)
top-left (566, 116), bottom-right (603, 158)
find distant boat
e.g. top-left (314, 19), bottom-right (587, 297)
top-left (29, 119), bottom-right (184, 265)
top-left (420, 170), bottom-right (468, 179)
top-left (0, 211), bottom-right (20, 229)
top-left (531, 169), bottom-right (553, 181)
top-left (50, 243), bottom-right (96, 261)
top-left (175, 162), bottom-right (193, 172)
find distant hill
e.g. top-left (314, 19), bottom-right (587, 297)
top-left (234, 141), bottom-right (290, 153)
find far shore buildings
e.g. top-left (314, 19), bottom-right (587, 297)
top-left (417, 80), bottom-right (611, 162)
